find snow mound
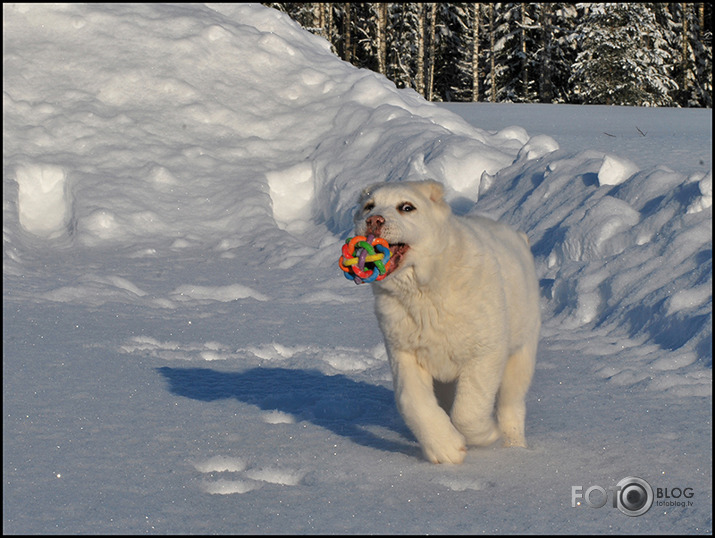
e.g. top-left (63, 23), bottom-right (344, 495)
top-left (687, 171), bottom-right (712, 214)
top-left (15, 163), bottom-right (73, 239)
top-left (477, 145), bottom-right (712, 376)
top-left (3, 2), bottom-right (710, 392)
top-left (171, 284), bottom-right (269, 303)
top-left (193, 456), bottom-right (246, 473)
top-left (516, 134), bottom-right (560, 161)
top-left (3, 3), bottom-right (515, 249)
top-left (598, 154), bottom-right (640, 186)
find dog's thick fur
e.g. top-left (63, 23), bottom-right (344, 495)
top-left (354, 180), bottom-right (540, 464)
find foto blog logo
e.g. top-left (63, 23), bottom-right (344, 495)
top-left (572, 476), bottom-right (654, 517)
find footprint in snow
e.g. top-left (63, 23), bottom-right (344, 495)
top-left (193, 455), bottom-right (306, 495)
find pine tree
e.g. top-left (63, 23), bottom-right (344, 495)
top-left (350, 4), bottom-right (381, 74)
top-left (569, 3), bottom-right (678, 106)
top-left (535, 3), bottom-right (578, 103)
top-left (484, 3), bottom-right (512, 102)
top-left (666, 3), bottom-right (713, 107)
top-left (443, 3), bottom-right (483, 102)
top-left (262, 2), bottom-right (710, 108)
top-left (432, 3), bottom-right (468, 101)
top-left (694, 3), bottom-right (713, 107)
top-left (484, 3), bottom-right (539, 103)
top-left (537, 3), bottom-right (555, 102)
top-left (384, 4), bottom-right (414, 90)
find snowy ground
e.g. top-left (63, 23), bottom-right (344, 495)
top-left (3, 3), bottom-right (711, 534)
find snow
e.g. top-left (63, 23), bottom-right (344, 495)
top-left (14, 163), bottom-right (73, 239)
top-left (3, 3), bottom-right (711, 534)
top-left (597, 154), bottom-right (640, 186)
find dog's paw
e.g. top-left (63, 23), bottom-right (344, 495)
top-left (421, 427), bottom-right (467, 464)
top-left (499, 422), bottom-right (526, 448)
top-left (502, 435), bottom-right (527, 448)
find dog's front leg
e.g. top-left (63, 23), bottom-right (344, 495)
top-left (390, 350), bottom-right (466, 464)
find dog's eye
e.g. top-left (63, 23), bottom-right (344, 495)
top-left (363, 202), bottom-right (375, 213)
top-left (398, 202), bottom-right (416, 213)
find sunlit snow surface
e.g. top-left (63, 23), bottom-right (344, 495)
top-left (3, 4), bottom-right (711, 534)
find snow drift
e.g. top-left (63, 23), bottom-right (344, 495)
top-left (4, 3), bottom-right (709, 386)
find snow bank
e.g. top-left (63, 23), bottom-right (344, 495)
top-left (476, 149), bottom-right (712, 383)
top-left (3, 3), bottom-right (710, 391)
top-left (3, 3), bottom-right (517, 252)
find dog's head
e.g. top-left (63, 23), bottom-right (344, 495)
top-left (353, 180), bottom-right (451, 284)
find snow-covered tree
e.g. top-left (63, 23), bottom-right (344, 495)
top-left (569, 3), bottom-right (678, 106)
top-left (263, 3), bottom-right (709, 108)
top-left (432, 3), bottom-right (471, 101)
top-left (384, 3), bottom-right (421, 91)
top-left (535, 3), bottom-right (578, 103)
top-left (658, 3), bottom-right (712, 107)
top-left (482, 3), bottom-right (542, 103)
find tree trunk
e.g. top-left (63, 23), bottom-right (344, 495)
top-left (538, 3), bottom-right (553, 102)
top-left (489, 3), bottom-right (496, 102)
top-left (325, 3), bottom-right (333, 45)
top-left (682, 2), bottom-right (691, 95)
top-left (343, 3), bottom-right (352, 63)
top-left (376, 3), bottom-right (388, 75)
top-left (416, 4), bottom-right (425, 96)
top-left (316, 3), bottom-right (325, 38)
top-left (521, 3), bottom-right (528, 100)
top-left (472, 3), bottom-right (480, 102)
top-left (426, 3), bottom-right (437, 101)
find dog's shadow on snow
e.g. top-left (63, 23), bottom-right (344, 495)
top-left (157, 366), bottom-right (418, 456)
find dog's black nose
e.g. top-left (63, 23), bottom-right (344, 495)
top-left (366, 215), bottom-right (385, 236)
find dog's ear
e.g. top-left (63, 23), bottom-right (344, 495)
top-left (415, 180), bottom-right (445, 203)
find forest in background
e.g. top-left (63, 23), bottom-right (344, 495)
top-left (264, 3), bottom-right (712, 107)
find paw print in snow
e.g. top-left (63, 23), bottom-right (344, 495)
top-left (193, 455), bottom-right (306, 495)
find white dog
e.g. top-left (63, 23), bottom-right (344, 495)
top-left (353, 180), bottom-right (540, 464)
